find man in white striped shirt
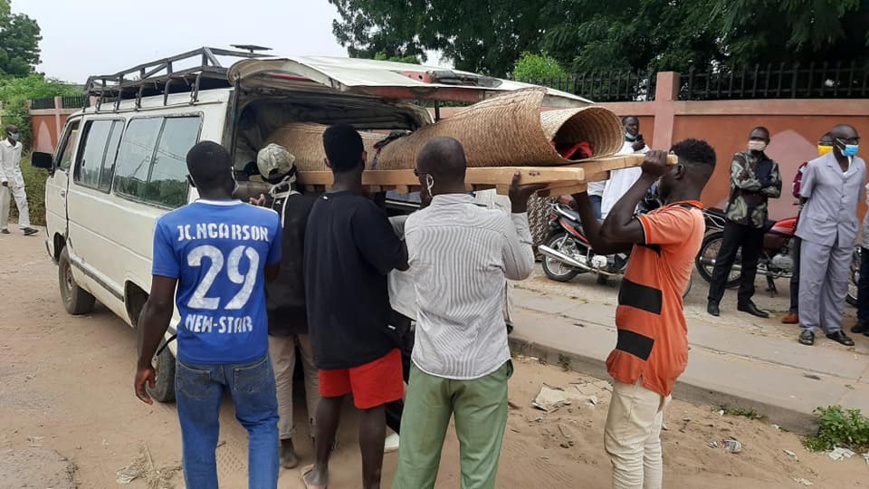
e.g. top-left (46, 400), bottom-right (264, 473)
top-left (392, 137), bottom-right (542, 489)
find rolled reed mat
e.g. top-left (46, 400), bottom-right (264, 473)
top-left (263, 88), bottom-right (623, 171)
top-left (263, 122), bottom-right (384, 172)
top-left (372, 88), bottom-right (623, 169)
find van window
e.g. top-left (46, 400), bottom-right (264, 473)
top-left (73, 120), bottom-right (122, 191)
top-left (113, 116), bottom-right (201, 209)
top-left (57, 121), bottom-right (80, 171)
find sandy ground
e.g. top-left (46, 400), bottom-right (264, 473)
top-left (1, 228), bottom-right (868, 488)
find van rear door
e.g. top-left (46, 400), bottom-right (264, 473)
top-left (227, 57), bottom-right (591, 108)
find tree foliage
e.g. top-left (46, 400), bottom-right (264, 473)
top-left (0, 1), bottom-right (41, 77)
top-left (373, 52), bottom-right (420, 64)
top-left (1, 75), bottom-right (80, 145)
top-left (512, 53), bottom-right (566, 83)
top-left (330, 0), bottom-right (869, 76)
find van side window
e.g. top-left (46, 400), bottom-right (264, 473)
top-left (113, 116), bottom-right (201, 209)
top-left (73, 120), bottom-right (123, 191)
top-left (58, 121), bottom-right (80, 172)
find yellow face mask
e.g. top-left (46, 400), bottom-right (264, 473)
top-left (818, 145), bottom-right (833, 156)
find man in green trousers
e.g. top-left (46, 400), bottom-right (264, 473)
top-left (392, 137), bottom-right (542, 489)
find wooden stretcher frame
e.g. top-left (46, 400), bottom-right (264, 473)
top-left (296, 153), bottom-right (676, 196)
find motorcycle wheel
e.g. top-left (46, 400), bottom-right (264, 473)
top-left (847, 247), bottom-right (860, 307)
top-left (695, 231), bottom-right (741, 288)
top-left (541, 233), bottom-right (582, 282)
top-left (683, 275), bottom-right (693, 299)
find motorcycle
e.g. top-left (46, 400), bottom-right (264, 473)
top-left (695, 208), bottom-right (860, 306)
top-left (538, 199), bottom-right (693, 297)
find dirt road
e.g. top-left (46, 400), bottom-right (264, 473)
top-left (1, 229), bottom-right (867, 488)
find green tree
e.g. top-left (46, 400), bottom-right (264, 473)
top-left (512, 52), bottom-right (566, 83)
top-left (330, 0), bottom-right (869, 76)
top-left (0, 1), bottom-right (41, 76)
top-left (0, 74), bottom-right (80, 145)
top-left (373, 52), bottom-right (421, 64)
top-left (329, 0), bottom-right (558, 76)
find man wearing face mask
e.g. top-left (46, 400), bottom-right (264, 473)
top-left (796, 124), bottom-right (866, 347)
top-left (707, 127), bottom-right (782, 318)
top-left (601, 116), bottom-right (650, 219)
top-left (782, 133), bottom-right (834, 325)
top-left (0, 125), bottom-right (37, 236)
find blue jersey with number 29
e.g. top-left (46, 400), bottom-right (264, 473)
top-left (152, 200), bottom-right (282, 364)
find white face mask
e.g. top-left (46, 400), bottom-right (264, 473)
top-left (748, 140), bottom-right (767, 152)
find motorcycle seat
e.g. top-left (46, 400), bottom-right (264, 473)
top-left (706, 207), bottom-right (726, 218)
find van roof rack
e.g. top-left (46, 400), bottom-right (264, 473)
top-left (85, 46), bottom-right (274, 110)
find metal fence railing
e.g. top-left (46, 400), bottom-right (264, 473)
top-left (29, 97), bottom-right (56, 109)
top-left (29, 95), bottom-right (88, 110)
top-left (61, 95), bottom-right (88, 108)
top-left (679, 62), bottom-right (869, 100)
top-left (530, 69), bottom-right (658, 102)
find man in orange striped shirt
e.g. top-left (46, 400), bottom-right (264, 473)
top-left (572, 139), bottom-right (716, 488)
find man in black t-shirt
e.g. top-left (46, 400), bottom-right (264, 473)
top-left (302, 124), bottom-right (409, 489)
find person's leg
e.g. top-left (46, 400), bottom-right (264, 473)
top-left (228, 355), bottom-right (280, 489)
top-left (297, 335), bottom-right (321, 437)
top-left (821, 245), bottom-right (853, 334)
top-left (737, 225), bottom-right (763, 305)
top-left (393, 364), bottom-right (453, 489)
top-left (788, 237), bottom-right (802, 316)
top-left (0, 185), bottom-right (10, 231)
top-left (385, 314), bottom-right (414, 435)
top-left (799, 240), bottom-right (832, 335)
top-left (707, 221), bottom-right (744, 306)
top-left (174, 361), bottom-right (224, 489)
top-left (358, 404), bottom-right (387, 489)
top-left (349, 349), bottom-right (404, 489)
top-left (604, 380), bottom-right (666, 489)
top-left (304, 367), bottom-right (352, 488)
top-left (452, 361), bottom-right (512, 489)
top-left (590, 195), bottom-right (603, 220)
top-left (385, 400), bottom-right (404, 435)
top-left (856, 247), bottom-right (869, 330)
top-left (642, 396), bottom-right (670, 489)
top-left (10, 181), bottom-right (30, 229)
top-left (268, 335), bottom-right (298, 467)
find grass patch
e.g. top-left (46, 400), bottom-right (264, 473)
top-left (804, 406), bottom-right (869, 452)
top-left (720, 405), bottom-right (765, 421)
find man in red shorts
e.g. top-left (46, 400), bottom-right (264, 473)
top-left (302, 124), bottom-right (409, 489)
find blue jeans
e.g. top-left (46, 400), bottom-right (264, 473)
top-left (858, 247), bottom-right (869, 324)
top-left (175, 354), bottom-right (279, 489)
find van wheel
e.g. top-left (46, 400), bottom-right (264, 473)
top-left (147, 337), bottom-right (176, 403)
top-left (58, 247), bottom-right (95, 315)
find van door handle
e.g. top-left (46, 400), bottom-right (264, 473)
top-left (60, 190), bottom-right (66, 197)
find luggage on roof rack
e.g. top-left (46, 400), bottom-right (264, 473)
top-left (84, 46), bottom-right (273, 110)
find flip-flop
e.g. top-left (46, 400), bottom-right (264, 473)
top-left (301, 464), bottom-right (327, 489)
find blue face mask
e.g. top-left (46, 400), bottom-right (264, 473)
top-left (9, 132), bottom-right (18, 141)
top-left (843, 144), bottom-right (859, 157)
top-left (625, 132), bottom-right (638, 141)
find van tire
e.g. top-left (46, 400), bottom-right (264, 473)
top-left (146, 337), bottom-right (176, 403)
top-left (58, 247), bottom-right (96, 315)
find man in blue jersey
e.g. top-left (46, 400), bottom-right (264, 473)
top-left (134, 141), bottom-right (283, 489)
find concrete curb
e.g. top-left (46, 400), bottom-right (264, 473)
top-left (508, 337), bottom-right (819, 435)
